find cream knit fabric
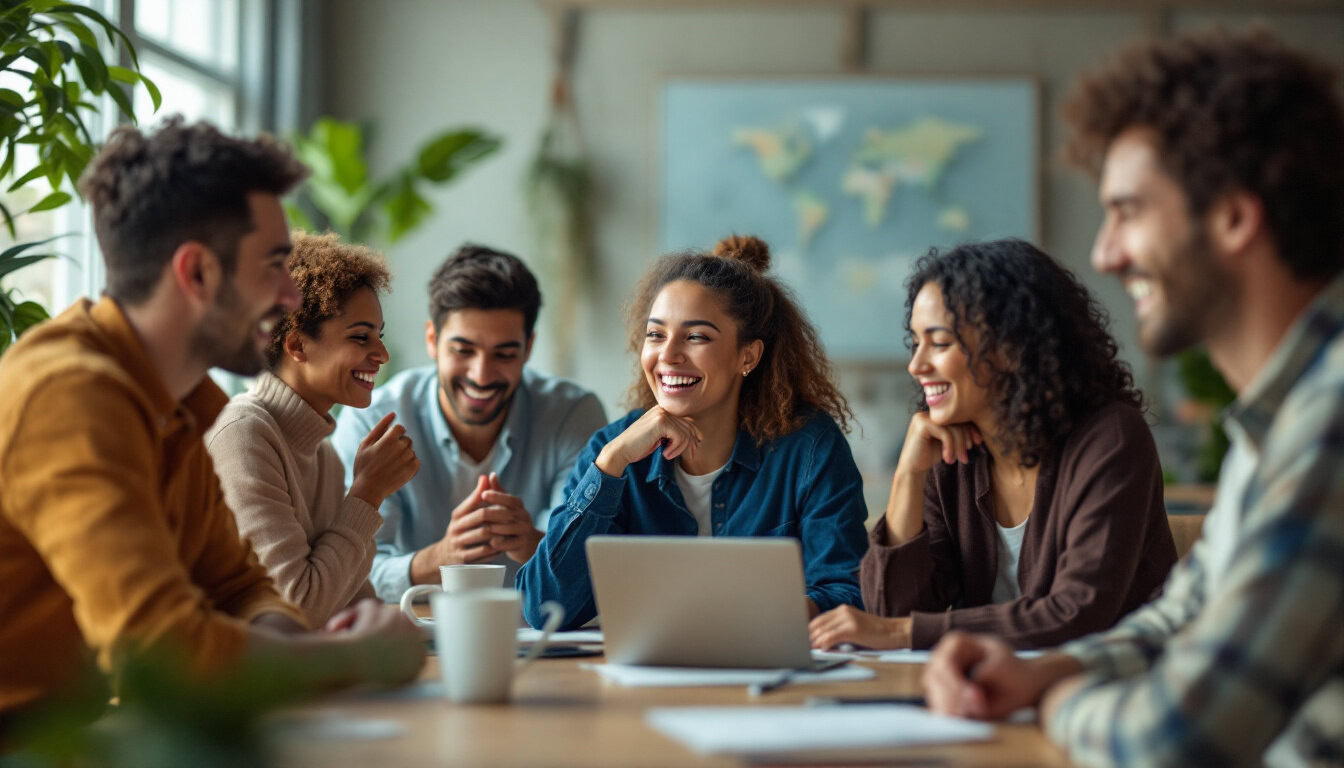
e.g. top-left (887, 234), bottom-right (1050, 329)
top-left (206, 372), bottom-right (381, 626)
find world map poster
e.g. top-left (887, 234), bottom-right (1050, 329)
top-left (662, 78), bottom-right (1038, 360)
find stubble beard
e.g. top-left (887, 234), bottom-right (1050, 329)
top-left (1138, 231), bottom-right (1234, 359)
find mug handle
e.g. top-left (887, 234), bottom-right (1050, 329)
top-left (399, 584), bottom-right (441, 629)
top-left (516, 600), bottom-right (565, 673)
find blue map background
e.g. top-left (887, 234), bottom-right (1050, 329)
top-left (662, 79), bottom-right (1037, 359)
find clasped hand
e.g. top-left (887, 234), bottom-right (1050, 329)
top-left (440, 472), bottom-right (543, 565)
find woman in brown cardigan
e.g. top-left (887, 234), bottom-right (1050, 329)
top-left (810, 239), bottom-right (1177, 651)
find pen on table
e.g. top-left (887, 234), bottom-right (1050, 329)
top-left (747, 670), bottom-right (795, 697)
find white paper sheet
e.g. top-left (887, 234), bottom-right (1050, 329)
top-left (516, 628), bottom-right (604, 644)
top-left (587, 664), bottom-right (875, 687)
top-left (815, 648), bottom-right (1045, 664)
top-left (646, 705), bottom-right (993, 755)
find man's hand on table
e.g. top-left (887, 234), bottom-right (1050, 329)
top-left (922, 631), bottom-right (1083, 720)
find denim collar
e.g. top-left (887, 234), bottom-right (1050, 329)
top-left (645, 424), bottom-right (761, 486)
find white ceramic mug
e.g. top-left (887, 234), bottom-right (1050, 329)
top-left (432, 589), bottom-right (564, 704)
top-left (400, 564), bottom-right (506, 630)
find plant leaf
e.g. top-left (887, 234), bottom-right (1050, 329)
top-left (381, 175), bottom-right (431, 243)
top-left (7, 162), bottom-right (46, 192)
top-left (282, 200), bottom-right (314, 232)
top-left (416, 129), bottom-right (501, 183)
top-left (11, 300), bottom-right (48, 336)
top-left (312, 118), bottom-right (366, 195)
top-left (0, 252), bottom-right (55, 281)
top-left (26, 190), bottom-right (68, 213)
top-left (106, 81), bottom-right (134, 122)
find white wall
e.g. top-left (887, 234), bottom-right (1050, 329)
top-left (323, 1), bottom-right (1344, 515)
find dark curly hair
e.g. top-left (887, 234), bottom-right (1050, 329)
top-left (265, 231), bottom-right (391, 367)
top-left (905, 239), bottom-right (1144, 467)
top-left (1063, 26), bottom-right (1344, 281)
top-left (625, 235), bottom-right (852, 443)
top-left (79, 115), bottom-right (309, 304)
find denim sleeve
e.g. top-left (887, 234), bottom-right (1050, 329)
top-left (516, 429), bottom-right (626, 630)
top-left (796, 422), bottom-right (868, 613)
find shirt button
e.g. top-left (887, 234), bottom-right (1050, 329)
top-left (584, 484), bottom-right (597, 500)
top-left (714, 502), bottom-right (724, 508)
top-left (715, 522), bottom-right (723, 531)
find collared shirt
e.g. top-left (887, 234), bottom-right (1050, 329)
top-left (1050, 275), bottom-right (1344, 768)
top-left (515, 409), bottom-right (869, 630)
top-left (331, 365), bottom-right (606, 601)
top-left (0, 298), bottom-right (304, 716)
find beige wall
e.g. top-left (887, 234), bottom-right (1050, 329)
top-left (323, 1), bottom-right (1344, 513)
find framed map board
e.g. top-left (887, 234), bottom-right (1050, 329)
top-left (661, 77), bottom-right (1039, 360)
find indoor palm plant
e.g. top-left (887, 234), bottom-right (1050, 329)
top-left (0, 0), bottom-right (159, 353)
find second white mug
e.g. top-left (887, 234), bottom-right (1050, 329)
top-left (399, 564), bottom-right (506, 630)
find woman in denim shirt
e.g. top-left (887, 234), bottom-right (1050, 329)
top-left (518, 235), bottom-right (868, 629)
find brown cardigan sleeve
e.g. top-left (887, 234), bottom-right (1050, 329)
top-left (908, 403), bottom-right (1175, 650)
top-left (860, 471), bottom-right (966, 617)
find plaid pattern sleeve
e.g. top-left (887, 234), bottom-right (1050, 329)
top-left (1045, 277), bottom-right (1344, 768)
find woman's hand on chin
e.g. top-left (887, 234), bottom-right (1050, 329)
top-left (897, 412), bottom-right (983, 476)
top-left (595, 406), bottom-right (704, 477)
top-left (808, 605), bottom-right (912, 650)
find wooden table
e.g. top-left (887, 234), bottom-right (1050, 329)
top-left (272, 655), bottom-right (1071, 767)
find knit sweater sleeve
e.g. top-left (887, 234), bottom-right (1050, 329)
top-left (206, 408), bottom-right (383, 627)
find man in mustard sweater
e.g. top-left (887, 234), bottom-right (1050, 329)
top-left (0, 117), bottom-right (424, 727)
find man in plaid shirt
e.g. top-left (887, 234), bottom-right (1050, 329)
top-left (922, 28), bottom-right (1344, 768)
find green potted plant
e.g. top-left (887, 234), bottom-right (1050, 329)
top-left (284, 117), bottom-right (501, 246)
top-left (0, 0), bottom-right (159, 353)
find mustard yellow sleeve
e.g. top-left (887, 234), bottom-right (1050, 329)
top-left (0, 372), bottom-right (290, 674)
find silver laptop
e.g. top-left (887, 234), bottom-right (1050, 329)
top-left (586, 535), bottom-right (831, 669)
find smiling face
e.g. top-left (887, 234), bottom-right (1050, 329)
top-left (907, 282), bottom-right (994, 429)
top-left (281, 285), bottom-right (388, 413)
top-left (1092, 128), bottom-right (1232, 357)
top-left (192, 192), bottom-right (300, 376)
top-left (427, 308), bottom-right (531, 430)
top-left (641, 280), bottom-right (760, 423)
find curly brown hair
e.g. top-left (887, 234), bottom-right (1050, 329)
top-left (624, 235), bottom-right (852, 443)
top-left (266, 231), bottom-right (391, 367)
top-left (78, 115), bottom-right (309, 304)
top-left (905, 239), bottom-right (1144, 468)
top-left (1063, 26), bottom-right (1344, 281)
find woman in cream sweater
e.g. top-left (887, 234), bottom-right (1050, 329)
top-left (207, 232), bottom-right (419, 627)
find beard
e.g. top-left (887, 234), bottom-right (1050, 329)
top-left (190, 280), bottom-right (275, 377)
top-left (439, 374), bottom-right (516, 427)
top-left (1137, 230), bottom-right (1235, 358)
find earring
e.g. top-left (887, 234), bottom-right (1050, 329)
top-left (742, 369), bottom-right (750, 377)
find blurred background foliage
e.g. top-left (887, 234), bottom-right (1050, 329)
top-left (284, 117), bottom-right (501, 247)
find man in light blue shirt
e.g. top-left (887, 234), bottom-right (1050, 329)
top-left (332, 245), bottom-right (606, 601)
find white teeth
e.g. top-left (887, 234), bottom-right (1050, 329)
top-left (353, 371), bottom-right (375, 383)
top-left (660, 374), bottom-right (701, 387)
top-left (462, 385), bottom-right (496, 399)
top-left (259, 318), bottom-right (276, 334)
top-left (924, 383), bottom-right (950, 396)
top-left (1127, 280), bottom-right (1153, 302)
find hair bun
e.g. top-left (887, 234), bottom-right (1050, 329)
top-left (713, 234), bottom-right (771, 273)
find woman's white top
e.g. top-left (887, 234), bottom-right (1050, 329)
top-left (990, 516), bottom-right (1029, 603)
top-left (674, 461), bottom-right (729, 536)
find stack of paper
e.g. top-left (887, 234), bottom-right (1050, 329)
top-left (516, 628), bottom-right (605, 645)
top-left (815, 648), bottom-right (1045, 664)
top-left (587, 664), bottom-right (875, 687)
top-left (646, 705), bottom-right (993, 757)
